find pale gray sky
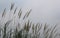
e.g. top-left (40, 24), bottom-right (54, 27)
top-left (0, 0), bottom-right (60, 24)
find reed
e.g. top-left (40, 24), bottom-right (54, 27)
top-left (0, 4), bottom-right (60, 38)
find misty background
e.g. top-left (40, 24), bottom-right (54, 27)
top-left (0, 0), bottom-right (60, 24)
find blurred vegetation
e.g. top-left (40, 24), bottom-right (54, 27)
top-left (0, 3), bottom-right (60, 38)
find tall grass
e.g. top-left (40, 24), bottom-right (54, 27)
top-left (0, 4), bottom-right (60, 38)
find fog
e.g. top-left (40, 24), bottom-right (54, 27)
top-left (0, 0), bottom-right (60, 24)
top-left (0, 0), bottom-right (60, 38)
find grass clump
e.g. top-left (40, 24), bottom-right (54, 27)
top-left (0, 3), bottom-right (60, 38)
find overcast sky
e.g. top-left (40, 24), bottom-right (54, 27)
top-left (0, 0), bottom-right (60, 24)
